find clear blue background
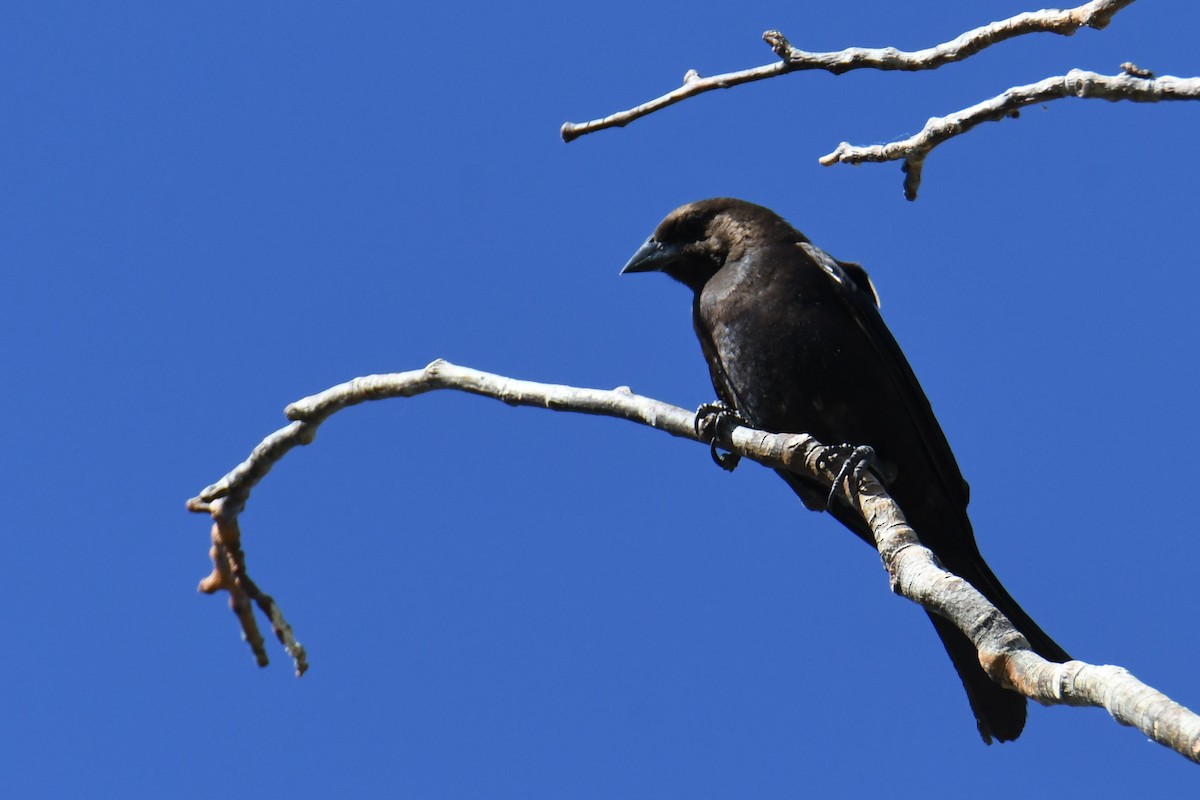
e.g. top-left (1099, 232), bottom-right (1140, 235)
top-left (4, 1), bottom-right (1199, 796)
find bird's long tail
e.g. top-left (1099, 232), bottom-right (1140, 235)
top-left (782, 469), bottom-right (1070, 742)
top-left (926, 613), bottom-right (1026, 743)
top-left (926, 553), bottom-right (1070, 743)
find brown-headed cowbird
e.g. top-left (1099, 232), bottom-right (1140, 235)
top-left (622, 197), bottom-right (1068, 743)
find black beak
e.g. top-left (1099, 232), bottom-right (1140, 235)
top-left (621, 237), bottom-right (677, 274)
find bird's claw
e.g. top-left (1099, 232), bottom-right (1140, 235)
top-left (693, 400), bottom-right (740, 435)
top-left (694, 401), bottom-right (747, 472)
top-left (710, 441), bottom-right (741, 471)
top-left (821, 444), bottom-right (876, 510)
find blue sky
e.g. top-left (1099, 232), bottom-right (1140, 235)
top-left (4, 1), bottom-right (1200, 796)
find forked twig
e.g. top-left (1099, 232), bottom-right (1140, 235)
top-left (820, 68), bottom-right (1200, 199)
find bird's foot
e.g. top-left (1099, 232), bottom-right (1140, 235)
top-left (694, 401), bottom-right (748, 472)
top-left (820, 444), bottom-right (876, 510)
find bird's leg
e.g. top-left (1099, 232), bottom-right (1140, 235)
top-left (820, 444), bottom-right (876, 510)
top-left (694, 401), bottom-right (748, 472)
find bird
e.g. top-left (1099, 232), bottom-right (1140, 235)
top-left (621, 197), bottom-right (1069, 743)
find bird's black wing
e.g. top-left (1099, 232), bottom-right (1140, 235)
top-left (798, 242), bottom-right (971, 516)
top-left (802, 242), bottom-right (1070, 667)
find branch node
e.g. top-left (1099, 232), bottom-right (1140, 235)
top-left (762, 29), bottom-right (792, 60)
top-left (302, 421), bottom-right (320, 443)
top-left (1120, 61), bottom-right (1154, 78)
top-left (900, 157), bottom-right (924, 202)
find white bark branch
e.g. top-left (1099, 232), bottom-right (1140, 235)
top-left (856, 472), bottom-right (1200, 761)
top-left (820, 68), bottom-right (1200, 199)
top-left (560, 0), bottom-right (1134, 142)
top-left (187, 359), bottom-right (1200, 763)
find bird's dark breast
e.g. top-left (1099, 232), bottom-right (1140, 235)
top-left (699, 256), bottom-right (893, 451)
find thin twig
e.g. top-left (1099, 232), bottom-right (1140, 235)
top-left (820, 69), bottom-right (1200, 199)
top-left (187, 359), bottom-right (1200, 763)
top-left (560, 0), bottom-right (1135, 142)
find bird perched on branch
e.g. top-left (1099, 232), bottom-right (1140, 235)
top-left (621, 197), bottom-right (1068, 743)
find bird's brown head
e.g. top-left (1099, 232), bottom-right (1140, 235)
top-left (621, 198), bottom-right (802, 293)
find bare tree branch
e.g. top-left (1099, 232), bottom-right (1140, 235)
top-left (855, 472), bottom-right (1200, 762)
top-left (188, 359), bottom-right (1200, 763)
top-left (821, 68), bottom-right (1200, 199)
top-left (560, 0), bottom-right (1135, 142)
